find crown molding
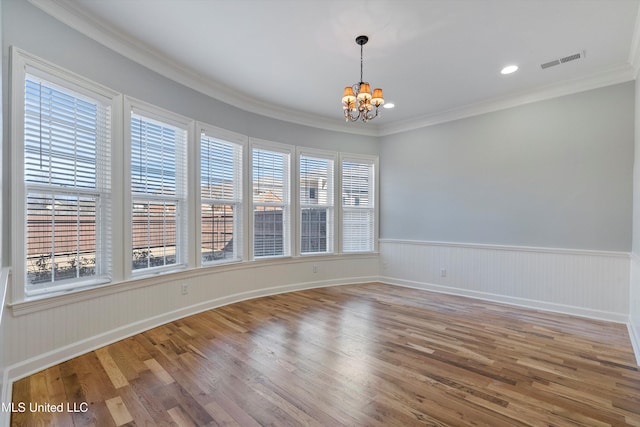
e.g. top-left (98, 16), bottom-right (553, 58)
top-left (28, 0), bottom-right (380, 137)
top-left (29, 0), bottom-right (636, 139)
top-left (377, 64), bottom-right (635, 136)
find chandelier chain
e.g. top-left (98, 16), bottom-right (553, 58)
top-left (360, 42), bottom-right (364, 84)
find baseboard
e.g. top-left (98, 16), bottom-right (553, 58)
top-left (2, 276), bottom-right (376, 388)
top-left (380, 276), bottom-right (629, 324)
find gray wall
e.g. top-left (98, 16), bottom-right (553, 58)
top-left (1, 0), bottom-right (378, 263)
top-left (380, 82), bottom-right (635, 251)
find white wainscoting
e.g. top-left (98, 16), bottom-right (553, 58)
top-left (380, 239), bottom-right (630, 322)
top-left (2, 242), bottom-right (637, 415)
top-left (0, 268), bottom-right (11, 416)
top-left (629, 254), bottom-right (640, 365)
top-left (1, 255), bottom-right (378, 393)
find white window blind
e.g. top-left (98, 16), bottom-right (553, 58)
top-left (252, 147), bottom-right (290, 258)
top-left (24, 74), bottom-right (112, 294)
top-left (200, 132), bottom-right (243, 264)
top-left (131, 112), bottom-right (187, 271)
top-left (300, 155), bottom-right (334, 254)
top-left (342, 160), bottom-right (375, 252)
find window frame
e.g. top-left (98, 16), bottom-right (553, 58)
top-left (249, 138), bottom-right (293, 260)
top-left (124, 96), bottom-right (193, 279)
top-left (339, 153), bottom-right (379, 254)
top-left (297, 147), bottom-right (337, 256)
top-left (196, 123), bottom-right (248, 266)
top-left (10, 47), bottom-right (121, 302)
top-left (9, 49), bottom-right (380, 309)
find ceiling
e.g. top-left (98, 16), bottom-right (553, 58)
top-left (32, 0), bottom-right (640, 135)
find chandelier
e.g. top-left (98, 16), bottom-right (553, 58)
top-left (342, 35), bottom-right (384, 123)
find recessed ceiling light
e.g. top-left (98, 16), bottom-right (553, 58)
top-left (501, 65), bottom-right (518, 75)
top-left (383, 103), bottom-right (395, 109)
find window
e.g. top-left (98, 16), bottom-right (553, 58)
top-left (129, 103), bottom-right (189, 273)
top-left (15, 53), bottom-right (115, 297)
top-left (252, 142), bottom-right (291, 258)
top-left (342, 158), bottom-right (376, 252)
top-left (299, 154), bottom-right (334, 254)
top-left (12, 50), bottom-right (383, 305)
top-left (200, 126), bottom-right (244, 264)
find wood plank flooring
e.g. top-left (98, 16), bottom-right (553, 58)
top-left (10, 283), bottom-right (640, 426)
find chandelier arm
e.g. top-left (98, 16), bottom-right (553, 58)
top-left (344, 108), bottom-right (361, 122)
top-left (364, 107), bottom-right (380, 122)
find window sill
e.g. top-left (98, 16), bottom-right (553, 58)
top-left (130, 264), bottom-right (188, 281)
top-left (24, 277), bottom-right (112, 300)
top-left (201, 258), bottom-right (243, 268)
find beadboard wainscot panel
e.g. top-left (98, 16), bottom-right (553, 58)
top-left (380, 239), bottom-right (629, 322)
top-left (630, 253), bottom-right (640, 364)
top-left (2, 254), bottom-right (378, 388)
top-left (0, 268), bottom-right (11, 411)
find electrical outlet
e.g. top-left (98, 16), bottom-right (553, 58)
top-left (312, 265), bottom-right (318, 273)
top-left (181, 284), bottom-right (188, 295)
top-left (440, 268), bottom-right (447, 277)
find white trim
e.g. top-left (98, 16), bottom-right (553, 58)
top-left (13, 47), bottom-right (120, 101)
top-left (249, 137), bottom-right (294, 155)
top-left (197, 122), bottom-right (249, 147)
top-left (9, 47), bottom-right (26, 305)
top-left (379, 238), bottom-right (630, 258)
top-left (126, 96), bottom-right (194, 130)
top-left (630, 253), bottom-right (640, 365)
top-left (187, 120), bottom-right (198, 269)
top-left (381, 277), bottom-right (629, 324)
top-left (28, 0), bottom-right (635, 137)
top-left (0, 269), bottom-right (9, 321)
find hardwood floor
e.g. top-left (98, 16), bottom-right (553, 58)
top-left (11, 283), bottom-right (640, 426)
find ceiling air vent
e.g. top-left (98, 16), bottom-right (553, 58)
top-left (540, 59), bottom-right (560, 69)
top-left (540, 51), bottom-right (585, 70)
